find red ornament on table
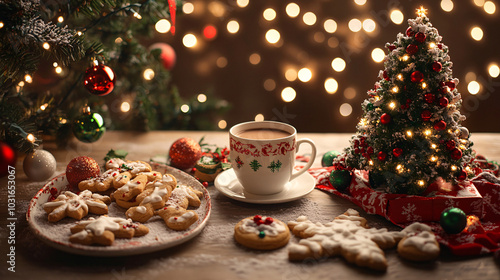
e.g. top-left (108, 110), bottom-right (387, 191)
top-left (83, 64), bottom-right (115, 96)
top-left (149, 43), bottom-right (176, 70)
top-left (451, 148), bottom-right (463, 160)
top-left (411, 71), bottom-right (424, 83)
top-left (439, 97), bottom-right (449, 107)
top-left (434, 120), bottom-right (447, 131)
top-left (415, 32), bottom-right (426, 43)
top-left (66, 156), bottom-right (100, 187)
top-left (0, 141), bottom-right (16, 177)
top-left (424, 93), bottom-right (435, 104)
top-left (393, 148), bottom-right (403, 158)
top-left (432, 61), bottom-right (442, 72)
top-left (406, 44), bottom-right (418, 55)
top-left (421, 110), bottom-right (432, 121)
top-left (169, 137), bottom-right (202, 170)
top-left (380, 113), bottom-right (391, 125)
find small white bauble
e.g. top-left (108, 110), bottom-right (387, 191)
top-left (458, 126), bottom-right (470, 139)
top-left (23, 149), bottom-right (57, 181)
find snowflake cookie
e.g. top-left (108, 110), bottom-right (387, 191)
top-left (43, 190), bottom-right (111, 222)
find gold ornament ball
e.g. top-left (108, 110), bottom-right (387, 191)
top-left (169, 138), bottom-right (202, 170)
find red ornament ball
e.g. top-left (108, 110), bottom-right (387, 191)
top-left (451, 148), bottom-right (463, 160)
top-left (432, 61), bottom-right (442, 72)
top-left (457, 170), bottom-right (467, 181)
top-left (415, 32), bottom-right (426, 43)
top-left (380, 113), bottom-right (391, 125)
top-left (434, 120), bottom-right (447, 131)
top-left (387, 44), bottom-right (396, 51)
top-left (83, 64), bottom-right (115, 96)
top-left (0, 141), bottom-right (16, 177)
top-left (421, 110), bottom-right (432, 121)
top-left (411, 71), bottom-right (424, 83)
top-left (446, 140), bottom-right (456, 150)
top-left (446, 81), bottom-right (456, 90)
top-left (383, 70), bottom-right (390, 81)
top-left (377, 151), bottom-right (387, 161)
top-left (149, 43), bottom-right (177, 70)
top-left (424, 93), bottom-right (436, 104)
top-left (437, 43), bottom-right (443, 49)
top-left (169, 137), bottom-right (202, 170)
top-left (439, 97), bottom-right (449, 107)
top-left (393, 148), bottom-right (403, 158)
top-left (66, 156), bottom-right (100, 187)
top-left (406, 27), bottom-right (415, 37)
top-left (406, 44), bottom-right (418, 55)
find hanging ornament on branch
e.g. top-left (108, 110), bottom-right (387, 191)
top-left (0, 141), bottom-right (16, 177)
top-left (83, 61), bottom-right (116, 96)
top-left (72, 106), bottom-right (106, 143)
top-left (149, 43), bottom-right (176, 70)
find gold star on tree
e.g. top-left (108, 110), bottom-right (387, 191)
top-left (416, 6), bottom-right (428, 17)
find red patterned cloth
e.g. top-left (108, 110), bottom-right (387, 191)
top-left (310, 167), bottom-right (500, 256)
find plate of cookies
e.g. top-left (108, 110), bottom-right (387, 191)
top-left (26, 157), bottom-right (211, 256)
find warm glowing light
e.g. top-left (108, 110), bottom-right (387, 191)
top-left (471, 26), bottom-right (483, 41)
top-left (0, 22), bottom-right (4, 28)
top-left (303, 12), bottom-right (317, 25)
top-left (324, 19), bottom-right (337, 33)
top-left (397, 74), bottom-right (403, 80)
top-left (263, 79), bottom-right (276, 91)
top-left (24, 74), bottom-right (32, 83)
top-left (183, 34), bottom-right (197, 48)
top-left (406, 130), bottom-right (413, 138)
top-left (418, 180), bottom-right (425, 186)
top-left (430, 155), bottom-right (438, 162)
top-left (27, 134), bottom-right (36, 143)
top-left (121, 102), bottom-right (130, 112)
top-left (392, 86), bottom-right (399, 93)
top-left (429, 42), bottom-right (436, 48)
top-left (348, 19), bottom-right (362, 32)
top-left (324, 78), bottom-right (338, 94)
top-left (474, 0), bottom-right (485, 6)
top-left (422, 82), bottom-right (427, 89)
top-left (216, 57), bottom-right (227, 68)
top-left (218, 120), bottom-right (227, 129)
top-left (416, 6), bottom-right (428, 17)
top-left (249, 53), bottom-right (261, 65)
top-left (197, 94), bottom-right (207, 103)
top-left (18, 81), bottom-right (25, 87)
top-left (363, 19), bottom-right (376, 32)
top-left (441, 0), bottom-right (454, 12)
top-left (451, 165), bottom-right (458, 171)
top-left (58, 16), bottom-right (64, 23)
top-left (425, 130), bottom-right (432, 136)
top-left (331, 57), bottom-right (346, 72)
top-left (371, 48), bottom-right (385, 63)
top-left (236, 0), bottom-right (249, 8)
top-left (468, 81), bottom-right (480, 94)
top-left (183, 2), bottom-right (194, 14)
top-left (484, 1), bottom-right (496, 14)
top-left (339, 103), bottom-right (353, 117)
top-left (55, 66), bottom-right (62, 74)
top-left (265, 29), bottom-right (280, 44)
top-left (390, 10), bottom-right (404, 24)
top-left (255, 114), bottom-right (265, 122)
top-left (488, 64), bottom-right (500, 78)
top-left (358, 118), bottom-right (368, 127)
top-left (43, 42), bottom-right (50, 50)
top-left (389, 102), bottom-right (396, 109)
top-left (285, 68), bottom-right (297, 81)
top-left (396, 164), bottom-right (403, 172)
top-left (180, 104), bottom-right (190, 113)
top-left (281, 87), bottom-right (296, 102)
top-left (354, 0), bottom-right (367, 5)
top-left (209, 1), bottom-right (225, 17)
top-left (431, 143), bottom-right (437, 149)
top-left (143, 68), bottom-right (155, 80)
top-left (344, 87), bottom-right (356, 99)
top-left (286, 3), bottom-right (300, 18)
top-left (203, 25), bottom-right (217, 39)
top-left (227, 20), bottom-right (240, 33)
top-left (133, 12), bottom-right (142, 19)
top-left (401, 54), bottom-right (410, 61)
top-left (155, 19), bottom-right (171, 33)
top-left (40, 103), bottom-right (48, 111)
top-left (263, 8), bottom-right (276, 21)
top-left (115, 37), bottom-right (123, 44)
top-left (77, 31), bottom-right (82, 36)
top-left (465, 71), bottom-right (477, 83)
top-left (298, 68), bottom-right (312, 82)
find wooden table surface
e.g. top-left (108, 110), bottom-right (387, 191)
top-left (1, 131), bottom-right (499, 280)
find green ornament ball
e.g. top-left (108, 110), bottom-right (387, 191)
top-left (329, 169), bottom-right (352, 193)
top-left (440, 207), bottom-right (467, 234)
top-left (321, 150), bottom-right (340, 167)
top-left (72, 111), bottom-right (106, 143)
top-left (366, 103), bottom-right (375, 111)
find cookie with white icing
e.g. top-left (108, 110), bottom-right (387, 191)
top-left (155, 184), bottom-right (203, 231)
top-left (43, 190), bottom-right (110, 222)
top-left (287, 209), bottom-right (405, 271)
top-left (234, 215), bottom-right (290, 250)
top-left (397, 222), bottom-right (440, 262)
top-left (113, 174), bottom-right (148, 201)
top-left (78, 169), bottom-right (118, 192)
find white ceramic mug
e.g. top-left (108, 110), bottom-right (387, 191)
top-left (229, 121), bottom-right (317, 195)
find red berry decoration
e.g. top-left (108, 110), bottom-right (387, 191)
top-left (169, 137), bottom-right (202, 170)
top-left (446, 140), bottom-right (456, 150)
top-left (445, 81), bottom-right (456, 90)
top-left (410, 71), bottom-right (424, 83)
top-left (432, 61), bottom-right (442, 72)
top-left (264, 217), bottom-right (274, 225)
top-left (421, 110), bottom-right (432, 121)
top-left (253, 215), bottom-right (262, 223)
top-left (377, 151), bottom-right (387, 161)
top-left (66, 156), bottom-right (100, 187)
top-left (415, 32), bottom-right (426, 43)
top-left (424, 93), bottom-right (436, 104)
top-left (439, 97), bottom-right (449, 107)
top-left (83, 64), bottom-right (116, 96)
top-left (393, 148), bottom-right (403, 158)
top-left (366, 146), bottom-right (374, 155)
top-left (383, 70), bottom-right (390, 81)
top-left (406, 27), bottom-right (415, 37)
top-left (380, 113), bottom-right (391, 124)
top-left (406, 44), bottom-right (418, 55)
top-left (451, 148), bottom-right (463, 160)
top-left (434, 120), bottom-right (447, 131)
top-left (0, 141), bottom-right (16, 177)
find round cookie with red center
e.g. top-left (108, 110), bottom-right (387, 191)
top-left (234, 215), bottom-right (290, 250)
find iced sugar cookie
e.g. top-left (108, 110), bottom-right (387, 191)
top-left (234, 215), bottom-right (290, 250)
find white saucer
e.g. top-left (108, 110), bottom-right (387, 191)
top-left (214, 169), bottom-right (316, 204)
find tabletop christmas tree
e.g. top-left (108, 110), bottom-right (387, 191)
top-left (333, 8), bottom-right (475, 195)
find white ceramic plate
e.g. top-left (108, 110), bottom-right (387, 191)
top-left (214, 168), bottom-right (315, 204)
top-left (26, 162), bottom-right (211, 257)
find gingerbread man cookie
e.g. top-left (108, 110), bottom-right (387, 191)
top-left (113, 174), bottom-right (148, 202)
top-left (43, 190), bottom-right (110, 222)
top-left (156, 184), bottom-right (202, 231)
top-left (78, 169), bottom-right (119, 192)
top-left (287, 209), bottom-right (405, 271)
top-left (397, 223), bottom-right (440, 262)
top-left (234, 215), bottom-right (290, 250)
top-left (69, 216), bottom-right (149, 246)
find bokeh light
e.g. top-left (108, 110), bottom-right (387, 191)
top-left (488, 64), bottom-right (500, 78)
top-left (298, 68), bottom-right (312, 82)
top-left (324, 19), bottom-right (338, 33)
top-left (471, 26), bottom-right (483, 41)
top-left (484, 1), bottom-right (496, 14)
top-left (303, 12), bottom-right (317, 25)
top-left (468, 81), bottom-right (481, 94)
top-left (281, 87), bottom-right (296, 102)
top-left (339, 103), bottom-right (353, 116)
top-left (263, 8), bottom-right (276, 21)
top-left (155, 19), bottom-right (171, 33)
top-left (371, 48), bottom-right (385, 62)
top-left (255, 114), bottom-right (265, 121)
top-left (324, 78), bottom-right (339, 94)
top-left (362, 19), bottom-right (376, 32)
top-left (441, 0), bottom-right (454, 12)
top-left (348, 19), bottom-right (362, 32)
top-left (265, 29), bottom-right (280, 44)
top-left (390, 10), bottom-right (404, 24)
top-left (227, 20), bottom-right (240, 33)
top-left (331, 57), bottom-right (346, 72)
top-left (286, 3), bottom-right (300, 18)
top-left (182, 33), bottom-right (197, 48)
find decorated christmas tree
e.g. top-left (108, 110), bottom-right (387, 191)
top-left (333, 8), bottom-right (475, 195)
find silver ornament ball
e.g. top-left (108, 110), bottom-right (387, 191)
top-left (23, 149), bottom-right (57, 181)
